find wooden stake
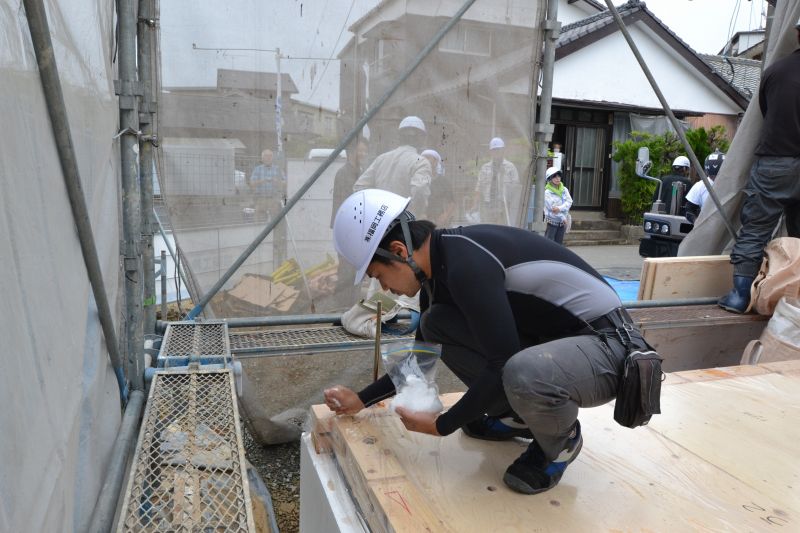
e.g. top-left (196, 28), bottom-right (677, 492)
top-left (373, 300), bottom-right (381, 382)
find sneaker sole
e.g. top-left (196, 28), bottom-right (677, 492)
top-left (502, 437), bottom-right (583, 495)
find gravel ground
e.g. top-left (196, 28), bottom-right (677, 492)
top-left (243, 424), bottom-right (301, 533)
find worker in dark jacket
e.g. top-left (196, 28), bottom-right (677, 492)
top-left (720, 23), bottom-right (800, 313)
top-left (653, 156), bottom-right (692, 214)
top-left (324, 188), bottom-right (650, 495)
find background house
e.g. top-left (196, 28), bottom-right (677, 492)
top-left (336, 0), bottom-right (753, 219)
top-left (160, 68), bottom-right (301, 159)
top-left (720, 28), bottom-right (767, 59)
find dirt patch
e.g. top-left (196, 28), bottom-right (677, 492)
top-left (243, 425), bottom-right (301, 533)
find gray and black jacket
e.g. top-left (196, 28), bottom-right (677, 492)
top-left (358, 224), bottom-right (624, 436)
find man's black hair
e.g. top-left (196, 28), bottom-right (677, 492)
top-left (372, 219), bottom-right (436, 265)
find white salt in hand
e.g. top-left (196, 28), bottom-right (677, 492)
top-left (390, 375), bottom-right (443, 414)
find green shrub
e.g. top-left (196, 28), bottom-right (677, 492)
top-left (612, 126), bottom-right (729, 224)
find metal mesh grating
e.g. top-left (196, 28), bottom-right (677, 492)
top-left (117, 370), bottom-right (255, 532)
top-left (160, 321), bottom-right (230, 359)
top-left (229, 326), bottom-right (414, 354)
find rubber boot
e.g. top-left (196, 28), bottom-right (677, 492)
top-left (718, 275), bottom-right (754, 314)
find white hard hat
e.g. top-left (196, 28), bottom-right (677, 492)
top-left (332, 189), bottom-right (411, 284)
top-left (398, 116), bottom-right (426, 133)
top-left (672, 156), bottom-right (690, 168)
top-left (545, 166), bottom-right (561, 181)
top-left (489, 137), bottom-right (505, 150)
top-left (420, 149), bottom-right (444, 175)
top-left (420, 149), bottom-right (441, 163)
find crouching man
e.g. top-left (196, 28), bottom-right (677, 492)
top-left (324, 189), bottom-right (649, 494)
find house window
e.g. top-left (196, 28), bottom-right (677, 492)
top-left (439, 23), bottom-right (491, 56)
top-left (376, 38), bottom-right (401, 74)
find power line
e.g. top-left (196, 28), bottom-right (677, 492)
top-left (726, 0), bottom-right (743, 47)
top-left (307, 0), bottom-right (357, 102)
top-left (306, 0), bottom-right (331, 57)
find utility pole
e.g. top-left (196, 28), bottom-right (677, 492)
top-left (761, 1), bottom-right (776, 72)
top-left (273, 47), bottom-right (288, 268)
top-left (138, 0), bottom-right (157, 334)
top-left (275, 48), bottom-right (284, 156)
top-left (532, 0), bottom-right (560, 234)
top-left (117, 0), bottom-right (144, 390)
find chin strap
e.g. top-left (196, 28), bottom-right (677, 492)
top-left (373, 211), bottom-right (429, 286)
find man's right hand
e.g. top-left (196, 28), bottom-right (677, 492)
top-left (323, 386), bottom-right (365, 415)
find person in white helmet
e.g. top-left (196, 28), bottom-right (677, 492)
top-left (325, 188), bottom-right (655, 495)
top-left (684, 150), bottom-right (725, 224)
top-left (469, 137), bottom-right (520, 225)
top-left (543, 167), bottom-right (573, 244)
top-left (352, 116), bottom-right (432, 217)
top-left (342, 117), bottom-right (430, 335)
top-left (421, 148), bottom-right (456, 227)
top-left (653, 155), bottom-right (692, 214)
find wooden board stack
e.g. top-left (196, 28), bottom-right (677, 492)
top-left (307, 360), bottom-right (800, 532)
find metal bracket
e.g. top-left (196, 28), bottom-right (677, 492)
top-left (534, 123), bottom-right (555, 142)
top-left (544, 19), bottom-right (561, 37)
top-left (124, 256), bottom-right (139, 272)
top-left (117, 95), bottom-right (138, 111)
top-left (114, 79), bottom-right (144, 96)
top-left (138, 100), bottom-right (157, 114)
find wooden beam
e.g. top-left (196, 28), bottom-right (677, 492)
top-left (637, 255), bottom-right (733, 300)
top-left (309, 365), bottom-right (800, 531)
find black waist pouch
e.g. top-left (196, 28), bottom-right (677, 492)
top-left (614, 349), bottom-right (664, 428)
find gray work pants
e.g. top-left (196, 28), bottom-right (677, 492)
top-left (421, 303), bottom-right (631, 462)
top-left (503, 335), bottom-right (627, 461)
top-left (731, 156), bottom-right (800, 277)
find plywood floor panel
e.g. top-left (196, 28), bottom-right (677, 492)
top-left (312, 368), bottom-right (800, 532)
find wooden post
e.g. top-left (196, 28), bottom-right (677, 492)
top-left (373, 301), bottom-right (382, 382)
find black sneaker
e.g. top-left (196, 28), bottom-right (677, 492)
top-left (461, 414), bottom-right (534, 441)
top-left (503, 421), bottom-right (583, 494)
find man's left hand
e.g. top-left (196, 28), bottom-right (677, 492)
top-left (395, 407), bottom-right (441, 436)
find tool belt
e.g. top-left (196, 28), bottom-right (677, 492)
top-left (585, 308), bottom-right (664, 429)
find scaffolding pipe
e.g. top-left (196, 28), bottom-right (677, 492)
top-left (118, 0), bottom-right (145, 391)
top-left (22, 0), bottom-right (128, 405)
top-left (138, 0), bottom-right (157, 334)
top-left (186, 0), bottom-right (480, 319)
top-left (160, 250), bottom-right (168, 319)
top-left (160, 296), bottom-right (720, 333)
top-left (153, 209), bottom-right (193, 299)
top-left (532, 0), bottom-right (560, 234)
top-left (603, 0), bottom-right (737, 241)
top-left (519, 1), bottom-right (546, 229)
top-left (86, 390), bottom-right (146, 533)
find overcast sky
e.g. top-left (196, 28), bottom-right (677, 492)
top-left (160, 0), bottom-right (768, 109)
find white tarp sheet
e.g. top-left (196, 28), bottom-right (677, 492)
top-left (679, 2), bottom-right (800, 255)
top-left (0, 1), bottom-right (122, 531)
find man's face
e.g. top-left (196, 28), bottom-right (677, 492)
top-left (262, 150), bottom-right (274, 165)
top-left (491, 148), bottom-right (504, 162)
top-left (366, 259), bottom-right (419, 297)
top-left (549, 174), bottom-right (562, 186)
